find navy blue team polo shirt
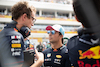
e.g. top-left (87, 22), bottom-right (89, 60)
top-left (0, 21), bottom-right (24, 67)
top-left (42, 46), bottom-right (71, 67)
top-left (67, 34), bottom-right (100, 67)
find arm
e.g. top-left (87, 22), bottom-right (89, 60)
top-left (65, 55), bottom-right (71, 67)
top-left (63, 48), bottom-right (71, 67)
top-left (30, 49), bottom-right (44, 67)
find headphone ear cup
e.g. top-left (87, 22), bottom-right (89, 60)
top-left (19, 27), bottom-right (31, 38)
top-left (77, 28), bottom-right (84, 36)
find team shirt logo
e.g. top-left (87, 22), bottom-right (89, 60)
top-left (54, 59), bottom-right (61, 64)
top-left (11, 35), bottom-right (22, 56)
top-left (47, 53), bottom-right (51, 57)
top-left (78, 46), bottom-right (100, 67)
top-left (91, 38), bottom-right (99, 44)
top-left (11, 40), bottom-right (20, 43)
top-left (11, 48), bottom-right (21, 56)
top-left (11, 35), bottom-right (21, 39)
top-left (11, 44), bottom-right (21, 48)
top-left (14, 28), bottom-right (18, 32)
top-left (53, 49), bottom-right (58, 52)
top-left (56, 55), bottom-right (62, 58)
top-left (12, 51), bottom-right (21, 56)
top-left (79, 46), bottom-right (100, 59)
top-left (45, 58), bottom-right (51, 61)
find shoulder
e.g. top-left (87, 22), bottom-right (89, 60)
top-left (68, 35), bottom-right (78, 41)
top-left (42, 48), bottom-right (51, 54)
top-left (61, 46), bottom-right (68, 54)
top-left (67, 35), bottom-right (78, 46)
top-left (67, 35), bottom-right (79, 50)
top-left (2, 28), bottom-right (22, 37)
top-left (1, 28), bottom-right (23, 40)
top-left (4, 28), bottom-right (24, 45)
top-left (36, 45), bottom-right (39, 47)
top-left (67, 35), bottom-right (78, 45)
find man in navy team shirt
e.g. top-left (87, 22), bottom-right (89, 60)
top-left (43, 24), bottom-right (71, 67)
top-left (67, 0), bottom-right (100, 67)
top-left (0, 1), bottom-right (44, 67)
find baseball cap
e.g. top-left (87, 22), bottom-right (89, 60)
top-left (46, 24), bottom-right (65, 37)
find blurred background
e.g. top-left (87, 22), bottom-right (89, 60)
top-left (0, 0), bottom-right (82, 50)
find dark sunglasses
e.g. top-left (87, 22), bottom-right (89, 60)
top-left (47, 30), bottom-right (62, 35)
top-left (47, 30), bottom-right (55, 35)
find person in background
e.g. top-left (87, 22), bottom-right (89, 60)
top-left (36, 42), bottom-right (44, 52)
top-left (63, 37), bottom-right (69, 46)
top-left (42, 42), bottom-right (46, 51)
top-left (24, 38), bottom-right (30, 50)
top-left (46, 41), bottom-right (51, 49)
top-left (42, 24), bottom-right (71, 67)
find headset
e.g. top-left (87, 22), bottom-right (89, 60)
top-left (10, 20), bottom-right (31, 39)
top-left (19, 26), bottom-right (31, 39)
top-left (77, 27), bottom-right (84, 37)
top-left (77, 27), bottom-right (94, 36)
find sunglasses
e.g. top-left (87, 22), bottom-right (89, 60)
top-left (47, 30), bottom-right (62, 35)
top-left (47, 30), bottom-right (56, 35)
top-left (31, 16), bottom-right (36, 23)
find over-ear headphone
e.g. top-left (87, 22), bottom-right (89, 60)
top-left (77, 28), bottom-right (84, 37)
top-left (77, 27), bottom-right (94, 36)
top-left (19, 26), bottom-right (31, 39)
top-left (10, 20), bottom-right (31, 38)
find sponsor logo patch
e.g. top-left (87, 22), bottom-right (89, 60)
top-left (11, 36), bottom-right (21, 39)
top-left (11, 44), bottom-right (21, 48)
top-left (47, 53), bottom-right (51, 57)
top-left (56, 55), bottom-right (62, 58)
top-left (79, 46), bottom-right (100, 59)
top-left (11, 40), bottom-right (20, 43)
top-left (12, 52), bottom-right (21, 56)
top-left (45, 58), bottom-right (51, 61)
top-left (53, 49), bottom-right (58, 52)
top-left (54, 59), bottom-right (61, 64)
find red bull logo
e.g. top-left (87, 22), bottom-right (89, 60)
top-left (78, 60), bottom-right (100, 67)
top-left (79, 46), bottom-right (100, 59)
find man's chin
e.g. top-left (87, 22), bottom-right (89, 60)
top-left (49, 41), bottom-right (54, 43)
top-left (28, 26), bottom-right (31, 29)
top-left (49, 40), bottom-right (52, 43)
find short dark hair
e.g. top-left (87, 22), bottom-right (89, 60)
top-left (59, 32), bottom-right (62, 35)
top-left (11, 1), bottom-right (36, 20)
top-left (59, 32), bottom-right (63, 44)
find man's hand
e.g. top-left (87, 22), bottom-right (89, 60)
top-left (30, 49), bottom-right (44, 67)
top-left (35, 49), bottom-right (44, 63)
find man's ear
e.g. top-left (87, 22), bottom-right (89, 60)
top-left (75, 15), bottom-right (84, 28)
top-left (60, 34), bottom-right (63, 39)
top-left (22, 13), bottom-right (27, 21)
top-left (75, 15), bottom-right (80, 22)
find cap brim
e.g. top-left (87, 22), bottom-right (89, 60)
top-left (46, 25), bottom-right (54, 30)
